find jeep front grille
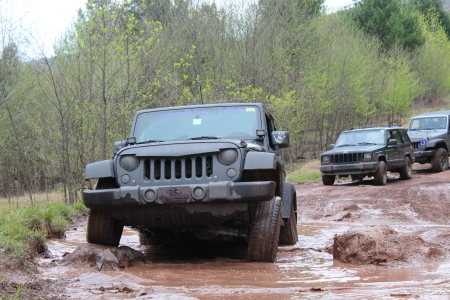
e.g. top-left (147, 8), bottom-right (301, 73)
top-left (330, 153), bottom-right (364, 163)
top-left (143, 155), bottom-right (213, 182)
top-left (412, 142), bottom-right (419, 150)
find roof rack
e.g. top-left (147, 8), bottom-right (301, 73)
top-left (350, 124), bottom-right (401, 130)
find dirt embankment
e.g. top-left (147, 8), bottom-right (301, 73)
top-left (297, 164), bottom-right (450, 265)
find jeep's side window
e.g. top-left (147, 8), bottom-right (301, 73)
top-left (400, 130), bottom-right (411, 143)
top-left (392, 130), bottom-right (403, 144)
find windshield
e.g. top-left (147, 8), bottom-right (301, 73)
top-left (409, 117), bottom-right (447, 130)
top-left (133, 106), bottom-right (261, 143)
top-left (335, 130), bottom-right (386, 147)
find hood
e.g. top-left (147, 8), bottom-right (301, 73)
top-left (408, 129), bottom-right (447, 141)
top-left (321, 144), bottom-right (381, 156)
top-left (118, 139), bottom-right (245, 157)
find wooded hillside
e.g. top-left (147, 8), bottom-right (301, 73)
top-left (1, 0), bottom-right (450, 203)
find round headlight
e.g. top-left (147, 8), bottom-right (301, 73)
top-left (218, 149), bottom-right (238, 165)
top-left (120, 155), bottom-right (140, 172)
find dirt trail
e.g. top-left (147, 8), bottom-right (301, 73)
top-left (26, 164), bottom-right (450, 299)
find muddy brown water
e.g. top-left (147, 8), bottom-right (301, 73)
top-left (42, 165), bottom-right (450, 299)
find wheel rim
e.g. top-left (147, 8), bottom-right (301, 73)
top-left (440, 154), bottom-right (446, 167)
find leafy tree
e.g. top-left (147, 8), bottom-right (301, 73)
top-left (353, 0), bottom-right (425, 51)
top-left (411, 0), bottom-right (450, 39)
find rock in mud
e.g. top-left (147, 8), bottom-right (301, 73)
top-left (333, 225), bottom-right (448, 265)
top-left (60, 243), bottom-right (147, 271)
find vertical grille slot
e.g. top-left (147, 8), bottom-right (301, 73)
top-left (206, 156), bottom-right (213, 177)
top-left (164, 160), bottom-right (171, 179)
top-left (185, 159), bottom-right (192, 178)
top-left (144, 159), bottom-right (150, 180)
top-left (154, 159), bottom-right (161, 180)
top-left (175, 160), bottom-right (182, 179)
top-left (195, 157), bottom-right (202, 178)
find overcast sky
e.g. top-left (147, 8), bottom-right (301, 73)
top-left (1, 0), bottom-right (353, 58)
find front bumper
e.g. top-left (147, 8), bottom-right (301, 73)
top-left (83, 181), bottom-right (276, 210)
top-left (320, 161), bottom-right (378, 176)
top-left (414, 150), bottom-right (434, 158)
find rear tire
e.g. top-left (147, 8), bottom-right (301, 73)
top-left (279, 202), bottom-right (298, 246)
top-left (431, 148), bottom-right (448, 172)
top-left (373, 161), bottom-right (387, 186)
top-left (322, 175), bottom-right (335, 185)
top-left (87, 210), bottom-right (123, 246)
top-left (399, 157), bottom-right (412, 179)
top-left (247, 197), bottom-right (282, 262)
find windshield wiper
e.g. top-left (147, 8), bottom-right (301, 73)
top-left (189, 136), bottom-right (220, 140)
top-left (357, 142), bottom-right (377, 145)
top-left (136, 139), bottom-right (164, 144)
top-left (337, 144), bottom-right (355, 147)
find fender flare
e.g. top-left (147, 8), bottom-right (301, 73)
top-left (85, 160), bottom-right (115, 180)
top-left (281, 182), bottom-right (296, 219)
top-left (243, 152), bottom-right (276, 170)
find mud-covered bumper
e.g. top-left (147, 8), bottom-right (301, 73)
top-left (83, 181), bottom-right (276, 209)
top-left (320, 162), bottom-right (378, 176)
top-left (414, 150), bottom-right (434, 159)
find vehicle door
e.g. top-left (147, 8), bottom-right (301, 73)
top-left (399, 129), bottom-right (414, 160)
top-left (265, 112), bottom-right (285, 173)
top-left (386, 130), bottom-right (401, 167)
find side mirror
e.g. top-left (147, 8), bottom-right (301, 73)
top-left (329, 144), bottom-right (335, 149)
top-left (271, 131), bottom-right (290, 148)
top-left (388, 139), bottom-right (397, 146)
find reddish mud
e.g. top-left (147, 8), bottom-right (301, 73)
top-left (37, 163), bottom-right (450, 299)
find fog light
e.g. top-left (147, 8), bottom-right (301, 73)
top-left (192, 187), bottom-right (205, 200)
top-left (121, 174), bottom-right (130, 184)
top-left (144, 189), bottom-right (157, 202)
top-left (227, 168), bottom-right (237, 178)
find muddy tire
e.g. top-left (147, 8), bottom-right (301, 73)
top-left (247, 197), bottom-right (282, 262)
top-left (431, 148), bottom-right (448, 172)
top-left (373, 161), bottom-right (387, 186)
top-left (87, 210), bottom-right (123, 246)
top-left (399, 157), bottom-right (412, 180)
top-left (279, 202), bottom-right (298, 246)
top-left (322, 175), bottom-right (335, 185)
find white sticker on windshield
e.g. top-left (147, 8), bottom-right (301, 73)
top-left (246, 108), bottom-right (255, 112)
top-left (193, 119), bottom-right (201, 125)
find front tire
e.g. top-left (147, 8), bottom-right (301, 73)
top-left (374, 161), bottom-right (387, 186)
top-left (399, 157), bottom-right (412, 179)
top-left (322, 175), bottom-right (335, 185)
top-left (87, 210), bottom-right (123, 246)
top-left (247, 197), bottom-right (282, 262)
top-left (431, 148), bottom-right (448, 172)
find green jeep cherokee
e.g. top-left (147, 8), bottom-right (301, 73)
top-left (319, 126), bottom-right (415, 186)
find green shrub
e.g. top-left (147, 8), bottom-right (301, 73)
top-left (0, 202), bottom-right (87, 268)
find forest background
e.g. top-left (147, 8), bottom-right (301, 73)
top-left (1, 0), bottom-right (450, 204)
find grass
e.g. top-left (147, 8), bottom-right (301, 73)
top-left (0, 200), bottom-right (87, 269)
top-left (286, 159), bottom-right (322, 184)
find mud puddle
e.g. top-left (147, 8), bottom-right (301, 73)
top-left (42, 221), bottom-right (450, 299)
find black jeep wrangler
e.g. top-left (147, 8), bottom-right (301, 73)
top-left (407, 110), bottom-right (450, 172)
top-left (319, 126), bottom-right (414, 186)
top-left (83, 103), bottom-right (297, 262)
